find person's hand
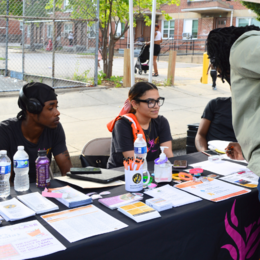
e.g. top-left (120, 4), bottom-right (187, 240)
top-left (225, 142), bottom-right (244, 160)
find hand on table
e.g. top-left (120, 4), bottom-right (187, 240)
top-left (225, 142), bottom-right (244, 160)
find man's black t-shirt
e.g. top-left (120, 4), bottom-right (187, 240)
top-left (0, 118), bottom-right (67, 182)
top-left (202, 97), bottom-right (237, 142)
top-left (107, 115), bottom-right (172, 168)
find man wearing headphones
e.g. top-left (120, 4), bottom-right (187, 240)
top-left (0, 82), bottom-right (72, 183)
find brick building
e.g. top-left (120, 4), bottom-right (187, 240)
top-left (115, 0), bottom-right (260, 48)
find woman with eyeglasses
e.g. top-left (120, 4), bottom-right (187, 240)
top-left (107, 82), bottom-right (173, 168)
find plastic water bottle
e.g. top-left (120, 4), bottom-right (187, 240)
top-left (36, 150), bottom-right (50, 188)
top-left (0, 150), bottom-right (11, 198)
top-left (134, 134), bottom-right (147, 172)
top-left (14, 146), bottom-right (29, 192)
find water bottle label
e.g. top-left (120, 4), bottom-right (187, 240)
top-left (14, 160), bottom-right (29, 168)
top-left (0, 165), bottom-right (11, 174)
top-left (134, 147), bottom-right (147, 154)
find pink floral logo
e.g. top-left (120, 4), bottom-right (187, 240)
top-left (221, 200), bottom-right (260, 260)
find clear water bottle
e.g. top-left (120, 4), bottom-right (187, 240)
top-left (134, 134), bottom-right (147, 172)
top-left (13, 146), bottom-right (29, 192)
top-left (0, 150), bottom-right (11, 198)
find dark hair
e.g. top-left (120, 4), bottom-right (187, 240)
top-left (155, 24), bottom-right (159, 28)
top-left (207, 25), bottom-right (260, 84)
top-left (128, 82), bottom-right (158, 113)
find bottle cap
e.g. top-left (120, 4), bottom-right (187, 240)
top-left (137, 134), bottom-right (143, 139)
top-left (38, 150), bottom-right (47, 156)
top-left (18, 146), bottom-right (24, 150)
top-left (0, 150), bottom-right (7, 155)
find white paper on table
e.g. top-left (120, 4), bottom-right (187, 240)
top-left (220, 154), bottom-right (248, 164)
top-left (41, 204), bottom-right (128, 243)
top-left (17, 192), bottom-right (59, 214)
top-left (175, 178), bottom-right (250, 202)
top-left (220, 171), bottom-right (259, 188)
top-left (0, 220), bottom-right (65, 260)
top-left (0, 198), bottom-right (35, 221)
top-left (190, 160), bottom-right (248, 176)
top-left (144, 184), bottom-right (202, 207)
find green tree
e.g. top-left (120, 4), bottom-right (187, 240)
top-left (240, 1), bottom-right (260, 21)
top-left (0, 0), bottom-right (23, 16)
top-left (46, 0), bottom-right (179, 78)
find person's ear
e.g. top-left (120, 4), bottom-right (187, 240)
top-left (131, 100), bottom-right (138, 110)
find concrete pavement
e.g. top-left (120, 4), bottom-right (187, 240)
top-left (0, 64), bottom-right (231, 160)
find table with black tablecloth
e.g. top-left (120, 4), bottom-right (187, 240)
top-left (2, 152), bottom-right (260, 260)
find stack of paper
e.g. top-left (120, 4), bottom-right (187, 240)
top-left (0, 198), bottom-right (35, 221)
top-left (145, 184), bottom-right (202, 207)
top-left (118, 202), bottom-right (161, 223)
top-left (48, 186), bottom-right (92, 208)
top-left (17, 192), bottom-right (59, 214)
top-left (0, 220), bottom-right (66, 259)
top-left (98, 193), bottom-right (143, 210)
top-left (190, 160), bottom-right (248, 176)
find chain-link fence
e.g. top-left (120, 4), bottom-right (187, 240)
top-left (0, 0), bottom-right (99, 89)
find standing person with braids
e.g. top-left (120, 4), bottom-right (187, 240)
top-left (0, 82), bottom-right (72, 184)
top-left (207, 25), bottom-right (260, 195)
top-left (107, 82), bottom-right (173, 168)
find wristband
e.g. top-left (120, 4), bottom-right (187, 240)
top-left (172, 173), bottom-right (181, 180)
top-left (189, 168), bottom-right (203, 174)
top-left (179, 172), bottom-right (193, 181)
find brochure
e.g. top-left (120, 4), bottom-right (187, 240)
top-left (220, 171), bottom-right (259, 188)
top-left (175, 178), bottom-right (250, 202)
top-left (98, 193), bottom-right (143, 210)
top-left (17, 192), bottom-right (59, 214)
top-left (118, 202), bottom-right (161, 223)
top-left (144, 184), bottom-right (202, 207)
top-left (0, 198), bottom-right (35, 221)
top-left (145, 198), bottom-right (172, 212)
top-left (48, 186), bottom-right (92, 208)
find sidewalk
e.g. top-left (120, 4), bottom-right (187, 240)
top-left (0, 64), bottom-right (230, 159)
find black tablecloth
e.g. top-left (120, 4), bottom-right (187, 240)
top-left (2, 152), bottom-right (260, 260)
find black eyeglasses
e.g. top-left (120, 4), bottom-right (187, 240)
top-left (135, 97), bottom-right (165, 108)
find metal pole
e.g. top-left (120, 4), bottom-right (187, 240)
top-left (148, 0), bottom-right (156, 82)
top-left (22, 0), bottom-right (25, 80)
top-left (5, 0), bottom-right (9, 77)
top-left (230, 10), bottom-right (233, 26)
top-left (52, 0), bottom-right (56, 87)
top-left (129, 0), bottom-right (135, 86)
top-left (94, 0), bottom-right (100, 86)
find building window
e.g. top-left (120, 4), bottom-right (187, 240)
top-left (88, 23), bottom-right (96, 38)
top-left (27, 25), bottom-right (30, 38)
top-left (183, 19), bottom-right (198, 39)
top-left (115, 22), bottom-right (125, 39)
top-left (19, 21), bottom-right (23, 31)
top-left (64, 23), bottom-right (73, 37)
top-left (237, 18), bottom-right (260, 27)
top-left (47, 25), bottom-right (53, 38)
top-left (162, 20), bottom-right (175, 39)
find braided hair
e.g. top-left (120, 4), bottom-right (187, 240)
top-left (206, 25), bottom-right (260, 84)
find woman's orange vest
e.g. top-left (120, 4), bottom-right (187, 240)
top-left (107, 113), bottom-right (147, 146)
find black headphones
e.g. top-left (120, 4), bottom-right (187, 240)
top-left (19, 84), bottom-right (43, 114)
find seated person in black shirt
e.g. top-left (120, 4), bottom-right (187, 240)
top-left (107, 82), bottom-right (173, 168)
top-left (0, 82), bottom-right (72, 183)
top-left (195, 97), bottom-right (237, 152)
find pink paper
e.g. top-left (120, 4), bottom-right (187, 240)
top-left (42, 188), bottom-right (64, 198)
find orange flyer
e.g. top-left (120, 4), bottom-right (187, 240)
top-left (175, 178), bottom-right (250, 202)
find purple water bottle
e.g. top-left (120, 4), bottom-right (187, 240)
top-left (36, 150), bottom-right (50, 188)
